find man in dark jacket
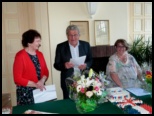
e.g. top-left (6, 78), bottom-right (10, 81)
top-left (54, 25), bottom-right (93, 99)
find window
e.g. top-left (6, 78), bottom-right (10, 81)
top-left (129, 2), bottom-right (152, 43)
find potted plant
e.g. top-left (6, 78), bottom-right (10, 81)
top-left (128, 36), bottom-right (152, 67)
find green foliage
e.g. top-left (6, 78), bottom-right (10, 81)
top-left (146, 78), bottom-right (152, 84)
top-left (128, 36), bottom-right (152, 66)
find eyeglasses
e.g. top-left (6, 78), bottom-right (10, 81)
top-left (116, 46), bottom-right (125, 48)
top-left (68, 34), bottom-right (79, 37)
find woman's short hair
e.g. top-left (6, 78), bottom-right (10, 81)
top-left (114, 39), bottom-right (129, 50)
top-left (22, 29), bottom-right (41, 47)
top-left (66, 25), bottom-right (80, 35)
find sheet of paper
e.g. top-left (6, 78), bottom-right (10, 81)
top-left (33, 84), bottom-right (57, 103)
top-left (126, 87), bottom-right (151, 96)
top-left (24, 109), bottom-right (58, 114)
top-left (70, 55), bottom-right (86, 68)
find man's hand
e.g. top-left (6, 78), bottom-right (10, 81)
top-left (78, 63), bottom-right (87, 71)
top-left (65, 62), bottom-right (74, 69)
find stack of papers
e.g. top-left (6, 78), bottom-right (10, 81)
top-left (126, 88), bottom-right (151, 96)
top-left (33, 84), bottom-right (57, 103)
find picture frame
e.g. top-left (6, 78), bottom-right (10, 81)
top-left (70, 21), bottom-right (89, 42)
top-left (94, 20), bottom-right (110, 45)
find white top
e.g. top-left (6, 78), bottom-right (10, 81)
top-left (69, 42), bottom-right (79, 59)
top-left (69, 42), bottom-right (80, 74)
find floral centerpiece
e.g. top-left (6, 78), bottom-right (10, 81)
top-left (145, 70), bottom-right (152, 93)
top-left (66, 69), bottom-right (109, 113)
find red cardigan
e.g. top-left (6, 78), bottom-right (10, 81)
top-left (13, 49), bottom-right (49, 86)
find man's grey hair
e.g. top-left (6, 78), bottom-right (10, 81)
top-left (66, 25), bottom-right (80, 35)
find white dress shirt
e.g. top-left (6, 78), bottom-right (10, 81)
top-left (69, 42), bottom-right (81, 76)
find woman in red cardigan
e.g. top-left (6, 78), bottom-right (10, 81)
top-left (13, 29), bottom-right (49, 105)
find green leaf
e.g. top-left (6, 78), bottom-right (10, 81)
top-left (128, 35), bottom-right (152, 66)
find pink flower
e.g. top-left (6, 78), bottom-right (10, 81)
top-left (94, 86), bottom-right (99, 91)
top-left (80, 87), bottom-right (85, 93)
top-left (146, 71), bottom-right (152, 76)
top-left (95, 78), bottom-right (100, 82)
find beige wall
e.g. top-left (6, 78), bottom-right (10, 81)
top-left (48, 2), bottom-right (129, 100)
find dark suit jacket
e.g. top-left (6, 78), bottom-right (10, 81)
top-left (54, 40), bottom-right (93, 98)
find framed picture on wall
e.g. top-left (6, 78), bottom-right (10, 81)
top-left (94, 20), bottom-right (110, 45)
top-left (70, 21), bottom-right (89, 42)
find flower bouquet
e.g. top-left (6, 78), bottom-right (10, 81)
top-left (145, 70), bottom-right (152, 94)
top-left (66, 69), bottom-right (109, 113)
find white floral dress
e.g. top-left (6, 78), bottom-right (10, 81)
top-left (106, 52), bottom-right (142, 88)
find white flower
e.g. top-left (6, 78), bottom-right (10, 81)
top-left (92, 90), bottom-right (97, 94)
top-left (96, 90), bottom-right (102, 96)
top-left (93, 80), bottom-right (102, 87)
top-left (86, 91), bottom-right (93, 98)
top-left (81, 75), bottom-right (85, 80)
top-left (85, 77), bottom-right (94, 87)
top-left (76, 85), bottom-right (82, 92)
top-left (77, 80), bottom-right (81, 85)
top-left (77, 75), bottom-right (86, 88)
top-left (77, 75), bottom-right (85, 85)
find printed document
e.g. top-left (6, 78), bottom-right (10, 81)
top-left (126, 87), bottom-right (151, 96)
top-left (70, 55), bottom-right (86, 68)
top-left (33, 84), bottom-right (57, 103)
